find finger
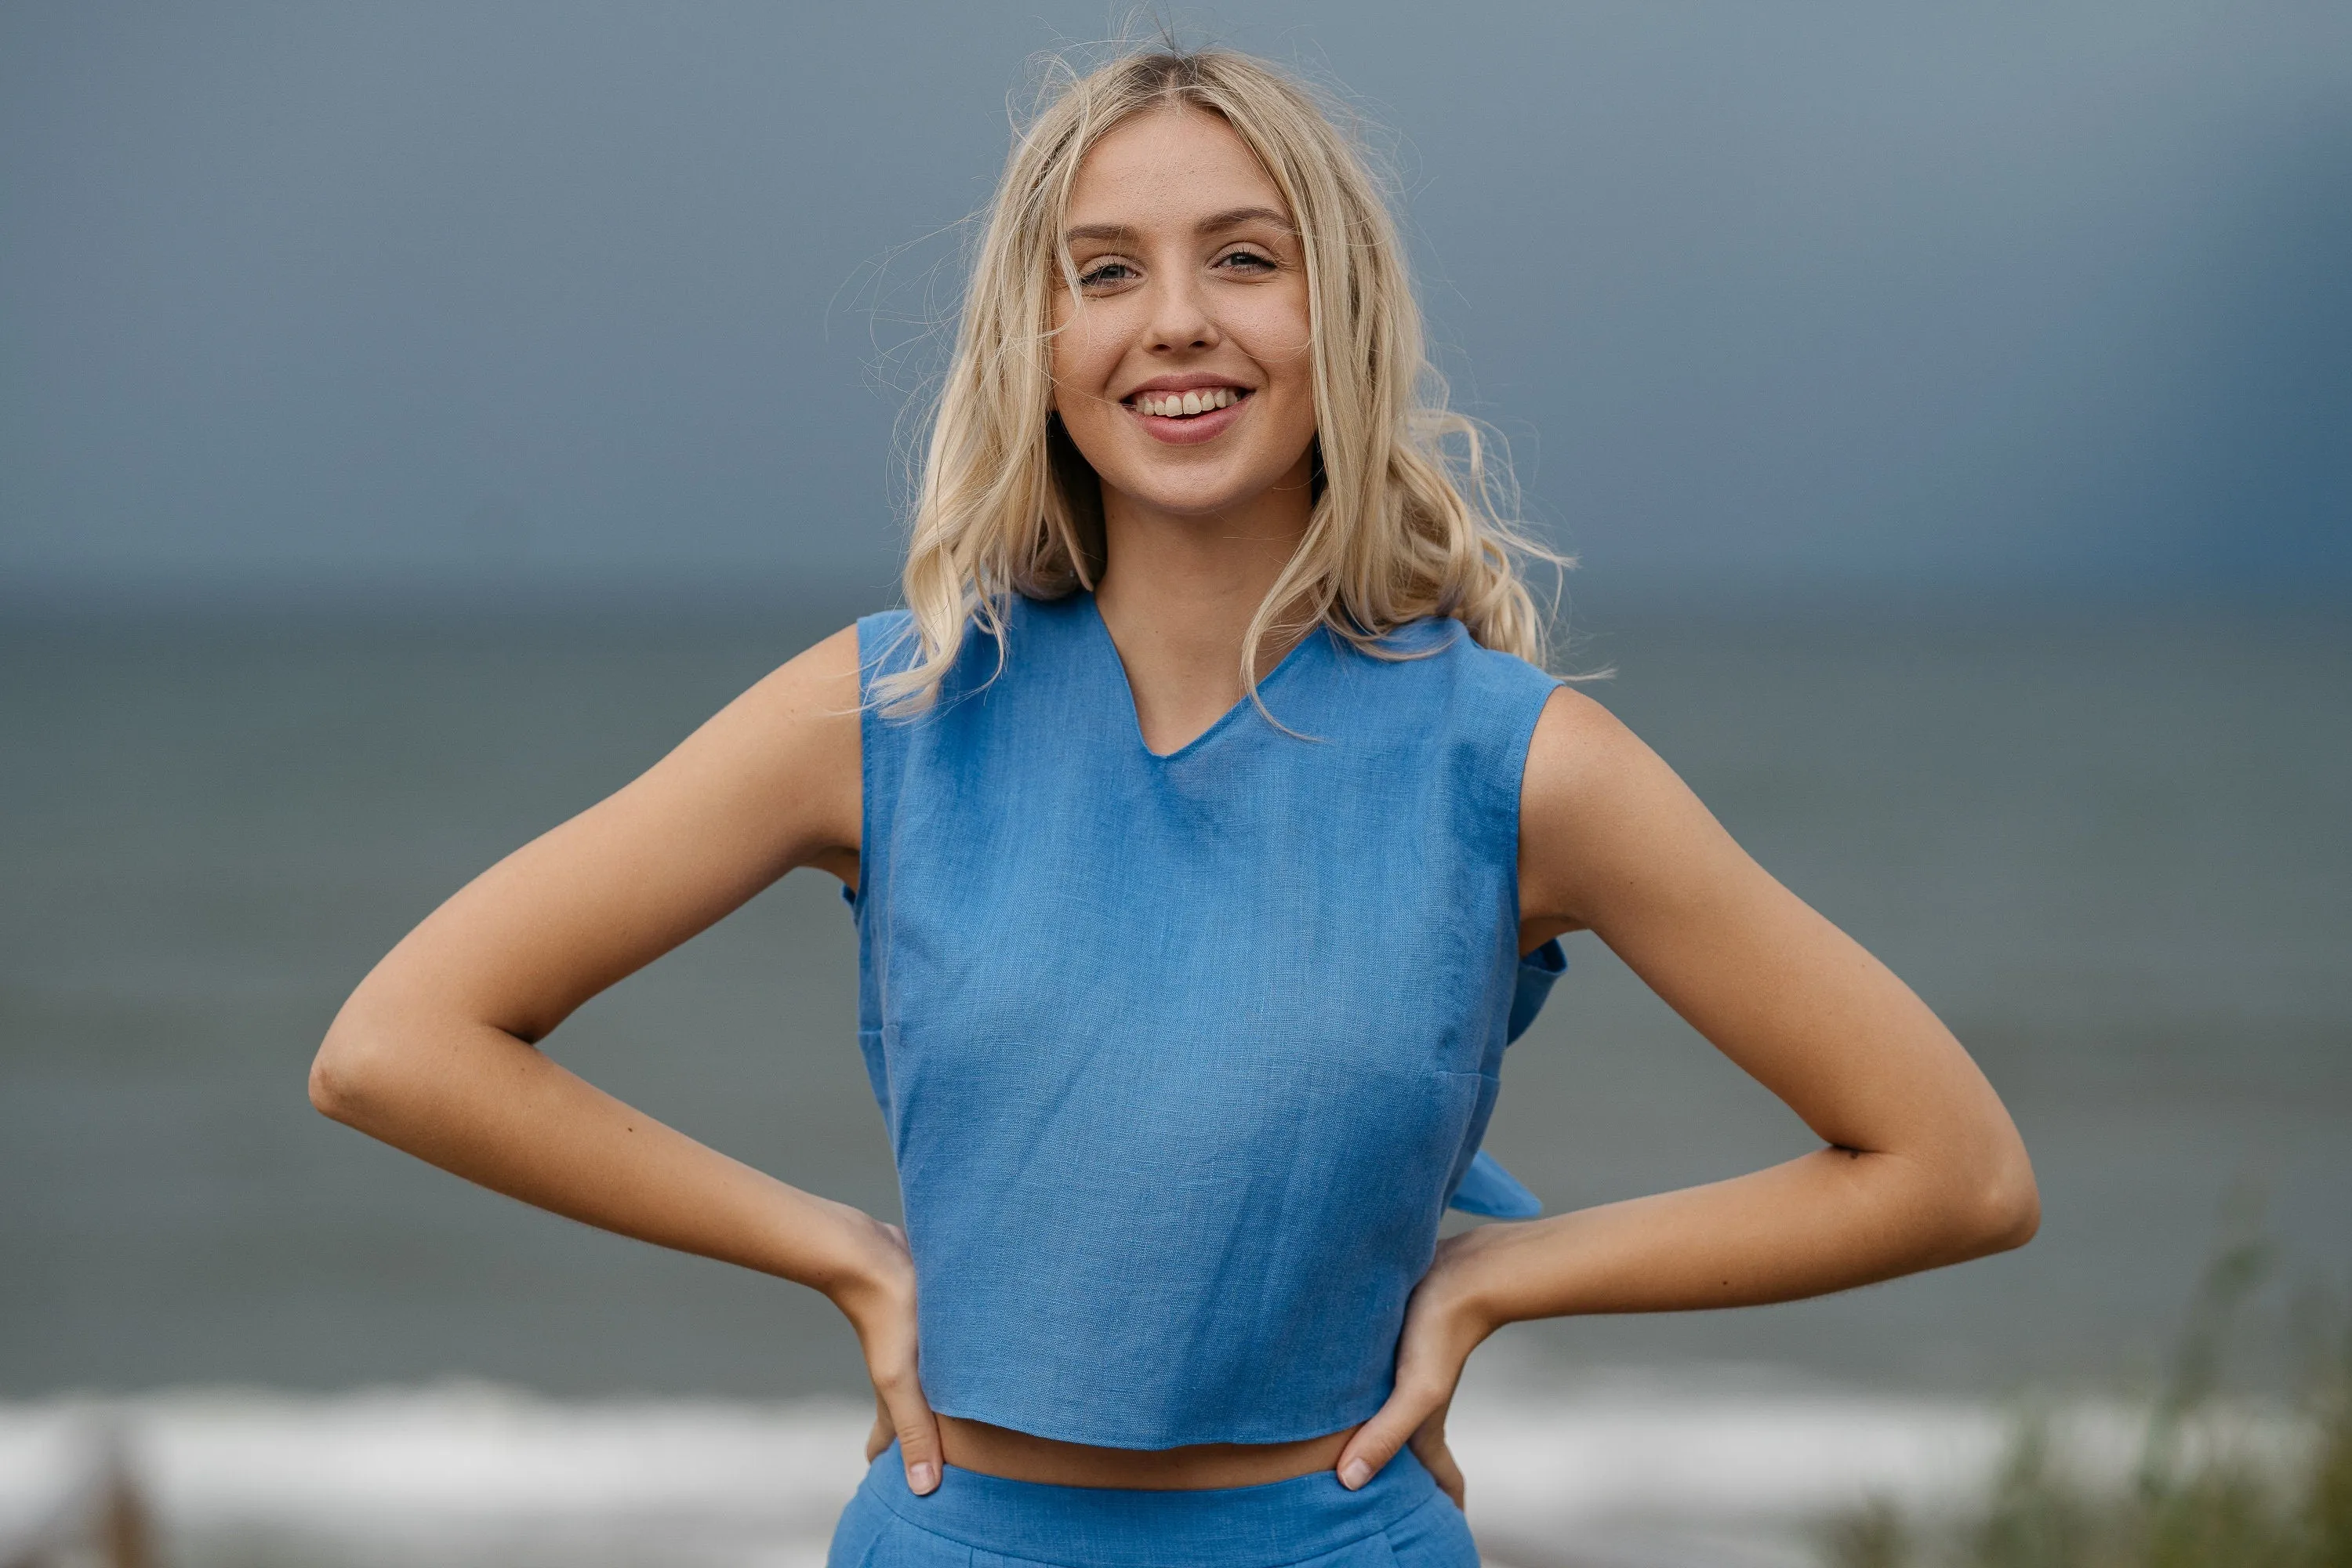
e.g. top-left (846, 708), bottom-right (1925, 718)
top-left (875, 1368), bottom-right (944, 1496)
top-left (1334, 1377), bottom-right (1448, 1490)
top-left (864, 1390), bottom-right (892, 1464)
top-left (1409, 1421), bottom-right (1467, 1511)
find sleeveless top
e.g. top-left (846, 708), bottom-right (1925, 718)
top-left (848, 590), bottom-right (1564, 1449)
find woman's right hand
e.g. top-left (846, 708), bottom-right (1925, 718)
top-left (826, 1206), bottom-right (943, 1495)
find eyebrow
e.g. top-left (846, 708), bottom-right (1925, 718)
top-left (1062, 206), bottom-right (1296, 246)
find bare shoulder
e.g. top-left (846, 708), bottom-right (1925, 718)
top-left (726, 621), bottom-right (863, 743)
top-left (1520, 684), bottom-right (1671, 839)
top-left (1522, 684), bottom-right (1642, 798)
top-left (1518, 684), bottom-right (1738, 938)
top-left (514, 617), bottom-right (869, 906)
top-left (666, 622), bottom-right (864, 869)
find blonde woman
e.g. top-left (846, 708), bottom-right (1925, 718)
top-left (309, 47), bottom-right (2038, 1567)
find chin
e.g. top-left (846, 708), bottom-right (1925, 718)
top-left (1131, 485), bottom-right (1273, 520)
top-left (1116, 450), bottom-right (1310, 516)
top-left (1105, 468), bottom-right (1255, 517)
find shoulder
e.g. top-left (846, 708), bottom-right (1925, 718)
top-left (1518, 681), bottom-right (1724, 929)
top-left (1354, 615), bottom-right (1548, 675)
top-left (695, 624), bottom-right (862, 818)
top-left (862, 593), bottom-right (1084, 682)
top-left (850, 608), bottom-right (917, 681)
top-left (1348, 616), bottom-right (1563, 729)
top-left (747, 620), bottom-right (864, 720)
top-left (546, 621), bottom-right (866, 884)
top-left (1522, 683), bottom-right (1640, 808)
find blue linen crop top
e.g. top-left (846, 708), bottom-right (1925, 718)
top-left (848, 590), bottom-right (1564, 1450)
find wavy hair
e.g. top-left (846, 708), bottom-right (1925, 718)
top-left (874, 45), bottom-right (1567, 715)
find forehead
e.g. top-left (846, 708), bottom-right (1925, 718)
top-left (1065, 105), bottom-right (1290, 230)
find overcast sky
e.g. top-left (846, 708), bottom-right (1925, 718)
top-left (3, 2), bottom-right (2346, 606)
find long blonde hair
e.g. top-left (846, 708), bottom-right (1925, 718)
top-left (875, 45), bottom-right (1567, 714)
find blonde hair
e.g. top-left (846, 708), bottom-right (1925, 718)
top-left (875, 45), bottom-right (1567, 715)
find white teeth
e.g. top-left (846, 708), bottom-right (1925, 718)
top-left (1134, 387), bottom-right (1242, 417)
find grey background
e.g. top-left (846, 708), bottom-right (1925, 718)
top-left (5, 1), bottom-right (2347, 607)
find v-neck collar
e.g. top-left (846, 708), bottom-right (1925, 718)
top-left (1078, 591), bottom-right (1325, 761)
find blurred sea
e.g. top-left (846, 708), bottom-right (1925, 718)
top-left (2, 596), bottom-right (2347, 1563)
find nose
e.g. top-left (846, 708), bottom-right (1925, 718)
top-left (1144, 270), bottom-right (1218, 354)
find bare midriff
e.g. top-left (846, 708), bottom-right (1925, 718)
top-left (937, 1414), bottom-right (1360, 1490)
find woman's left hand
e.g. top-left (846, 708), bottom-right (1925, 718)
top-left (1332, 1226), bottom-right (1502, 1508)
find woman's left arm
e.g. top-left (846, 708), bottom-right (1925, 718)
top-left (1338, 687), bottom-right (2040, 1495)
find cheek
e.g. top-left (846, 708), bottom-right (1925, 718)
top-left (1232, 305), bottom-right (1317, 437)
top-left (1049, 308), bottom-right (1121, 417)
top-left (1229, 285), bottom-right (1315, 376)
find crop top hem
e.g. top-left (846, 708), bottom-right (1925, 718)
top-left (924, 1389), bottom-right (1389, 1454)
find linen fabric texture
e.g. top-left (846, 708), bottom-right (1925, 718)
top-left (851, 590), bottom-right (1563, 1450)
top-left (827, 1439), bottom-right (1479, 1568)
top-left (1450, 935), bottom-right (1567, 1219)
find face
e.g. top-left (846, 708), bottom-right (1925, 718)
top-left (1048, 106), bottom-right (1319, 527)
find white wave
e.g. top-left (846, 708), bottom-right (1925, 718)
top-left (0, 1367), bottom-right (2303, 1568)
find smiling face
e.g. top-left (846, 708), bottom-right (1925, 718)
top-left (1048, 106), bottom-right (1319, 532)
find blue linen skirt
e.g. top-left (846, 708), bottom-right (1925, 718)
top-left (827, 1441), bottom-right (1480, 1567)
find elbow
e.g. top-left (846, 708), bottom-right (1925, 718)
top-left (307, 1029), bottom-right (362, 1124)
top-left (1995, 1168), bottom-right (2043, 1252)
top-left (1958, 1142), bottom-right (2041, 1258)
top-left (309, 1007), bottom-right (398, 1128)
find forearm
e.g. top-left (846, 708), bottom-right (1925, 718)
top-left (1450, 1144), bottom-right (2034, 1330)
top-left (309, 1005), bottom-right (878, 1297)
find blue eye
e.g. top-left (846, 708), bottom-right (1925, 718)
top-left (1078, 261), bottom-right (1136, 287)
top-left (1218, 250), bottom-right (1276, 273)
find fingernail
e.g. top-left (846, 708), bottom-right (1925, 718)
top-left (1340, 1459), bottom-right (1372, 1490)
top-left (909, 1461), bottom-right (938, 1495)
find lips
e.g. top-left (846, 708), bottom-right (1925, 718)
top-left (1120, 382), bottom-right (1254, 445)
top-left (1129, 386), bottom-right (1245, 419)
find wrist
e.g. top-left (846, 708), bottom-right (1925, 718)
top-left (800, 1198), bottom-right (911, 1314)
top-left (1428, 1222), bottom-right (1522, 1342)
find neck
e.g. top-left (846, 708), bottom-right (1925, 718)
top-left (1087, 459), bottom-right (1316, 755)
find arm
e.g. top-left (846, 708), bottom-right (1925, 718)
top-left (307, 624), bottom-right (946, 1494)
top-left (1338, 687), bottom-right (2039, 1495)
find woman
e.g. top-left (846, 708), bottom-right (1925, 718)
top-left (309, 47), bottom-right (2038, 1568)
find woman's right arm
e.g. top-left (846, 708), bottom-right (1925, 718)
top-left (306, 623), bottom-right (945, 1494)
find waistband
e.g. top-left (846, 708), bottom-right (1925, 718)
top-left (860, 1439), bottom-right (1442, 1568)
